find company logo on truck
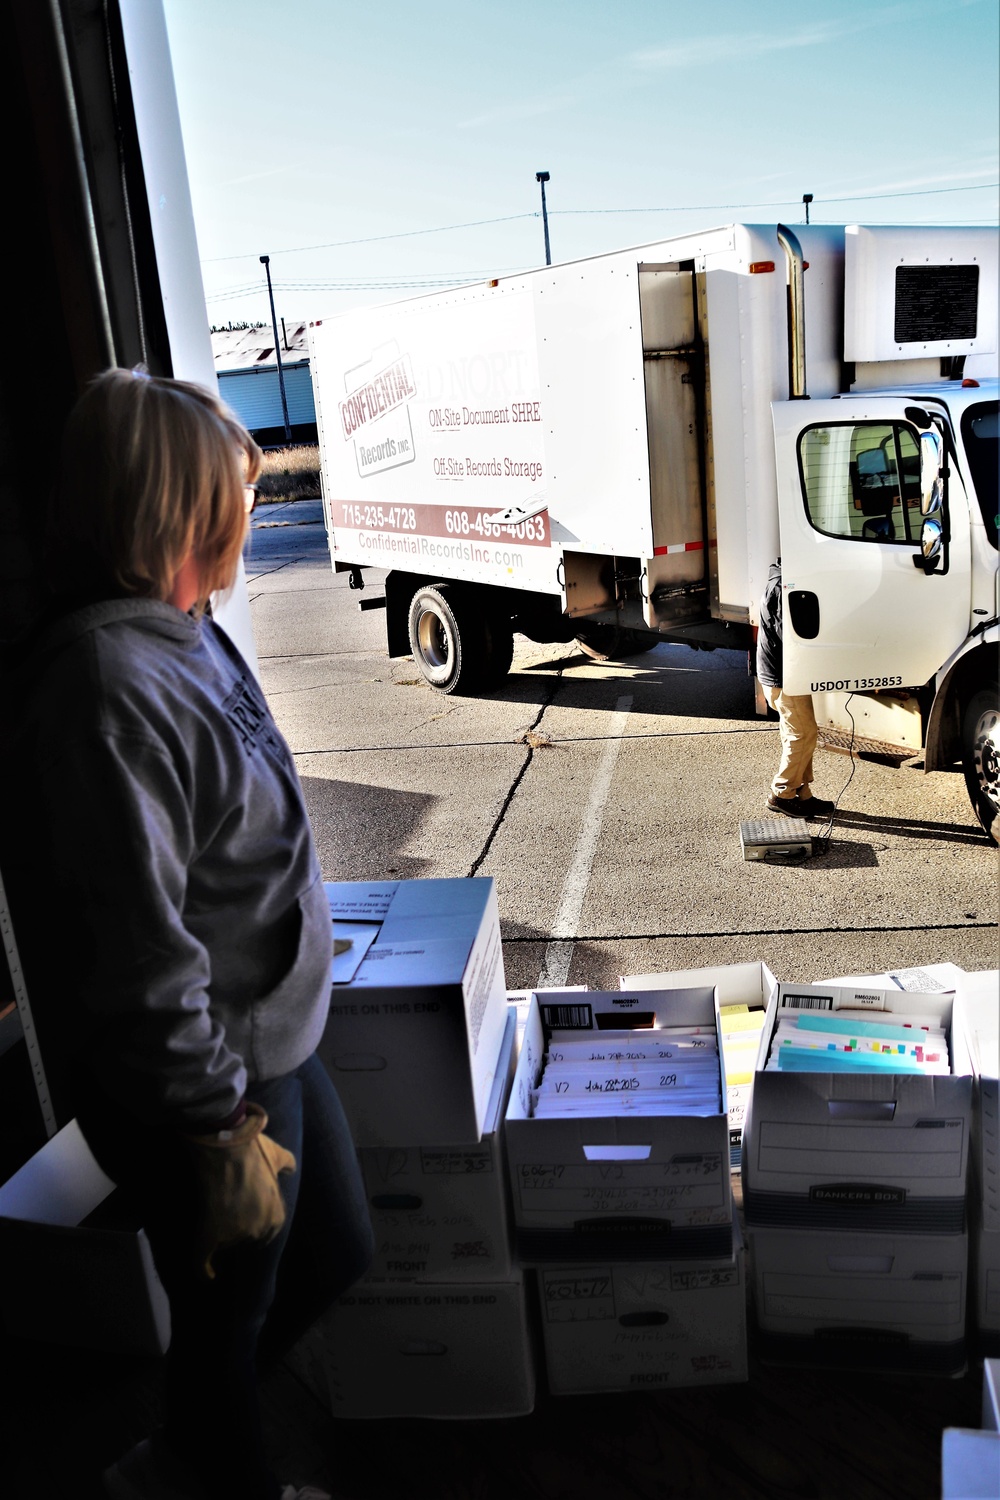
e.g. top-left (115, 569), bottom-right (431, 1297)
top-left (340, 342), bottom-right (417, 478)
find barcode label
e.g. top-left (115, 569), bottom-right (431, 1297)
top-left (779, 993), bottom-right (834, 1011)
top-left (541, 1003), bottom-right (594, 1030)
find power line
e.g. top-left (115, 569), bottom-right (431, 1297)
top-left (202, 181), bottom-right (998, 263)
top-left (556, 182), bottom-right (1000, 216)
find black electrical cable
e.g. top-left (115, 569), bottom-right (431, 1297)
top-left (812, 693), bottom-right (858, 852)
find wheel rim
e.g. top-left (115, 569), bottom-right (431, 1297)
top-left (972, 706), bottom-right (1000, 805)
top-left (415, 607), bottom-right (451, 676)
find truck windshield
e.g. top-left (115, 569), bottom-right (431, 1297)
top-left (960, 401), bottom-right (998, 550)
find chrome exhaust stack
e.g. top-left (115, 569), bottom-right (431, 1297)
top-left (777, 224), bottom-right (808, 400)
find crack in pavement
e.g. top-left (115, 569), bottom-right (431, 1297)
top-left (500, 920), bottom-right (995, 942)
top-left (467, 672), bottom-right (564, 878)
top-left (290, 723), bottom-right (771, 755)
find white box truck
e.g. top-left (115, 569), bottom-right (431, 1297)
top-left (308, 223), bottom-right (999, 839)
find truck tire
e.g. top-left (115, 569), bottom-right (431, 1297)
top-left (962, 689), bottom-right (1000, 843)
top-left (575, 625), bottom-right (659, 661)
top-left (407, 584), bottom-right (513, 695)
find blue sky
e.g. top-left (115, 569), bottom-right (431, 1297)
top-left (161, 0), bottom-right (999, 328)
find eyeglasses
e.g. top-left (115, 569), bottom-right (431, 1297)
top-left (244, 485), bottom-right (259, 514)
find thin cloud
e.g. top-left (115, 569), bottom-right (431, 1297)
top-left (632, 0), bottom-right (989, 70)
top-left (632, 22), bottom-right (851, 70)
top-left (458, 0), bottom-right (990, 132)
top-left (459, 93), bottom-right (578, 130)
top-left (820, 166), bottom-right (999, 198)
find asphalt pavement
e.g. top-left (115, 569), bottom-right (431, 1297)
top-left (245, 497), bottom-right (998, 989)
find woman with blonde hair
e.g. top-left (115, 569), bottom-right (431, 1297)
top-left (4, 369), bottom-right (372, 1500)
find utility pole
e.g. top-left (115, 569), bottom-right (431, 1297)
top-left (536, 171), bottom-right (551, 266)
top-left (803, 193), bottom-right (813, 225)
top-left (260, 254), bottom-right (292, 445)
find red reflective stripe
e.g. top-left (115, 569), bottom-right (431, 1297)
top-left (653, 540), bottom-right (705, 556)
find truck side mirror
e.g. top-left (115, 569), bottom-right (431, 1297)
top-left (916, 515), bottom-right (943, 574)
top-left (919, 430), bottom-right (944, 516)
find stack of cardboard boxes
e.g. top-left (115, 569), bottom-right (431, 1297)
top-left (301, 877), bottom-right (535, 1418)
top-left (741, 975), bottom-right (974, 1375)
top-left (504, 985), bottom-right (748, 1395)
top-left (2, 867), bottom-right (995, 1413)
top-left (963, 970), bottom-right (1000, 1356)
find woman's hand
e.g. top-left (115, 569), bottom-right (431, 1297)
top-left (184, 1102), bottom-right (297, 1279)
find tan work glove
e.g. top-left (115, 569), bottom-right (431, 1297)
top-left (184, 1102), bottom-right (297, 1279)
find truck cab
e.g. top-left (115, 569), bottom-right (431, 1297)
top-left (773, 378), bottom-right (998, 839)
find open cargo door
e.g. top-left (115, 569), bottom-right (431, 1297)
top-left (639, 263), bottom-right (708, 630)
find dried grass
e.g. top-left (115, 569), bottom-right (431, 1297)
top-left (255, 444), bottom-right (321, 503)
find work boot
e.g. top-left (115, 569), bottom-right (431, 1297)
top-left (765, 795), bottom-right (803, 817)
top-left (796, 795), bottom-right (836, 821)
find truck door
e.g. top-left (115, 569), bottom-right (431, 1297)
top-left (772, 397), bottom-right (971, 695)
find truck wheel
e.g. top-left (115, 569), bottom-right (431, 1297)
top-left (407, 585), bottom-right (513, 695)
top-left (575, 625), bottom-right (659, 661)
top-left (962, 690), bottom-right (1000, 843)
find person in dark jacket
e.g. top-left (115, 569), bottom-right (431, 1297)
top-left (756, 561), bottom-right (835, 820)
top-left (3, 369), bottom-right (373, 1500)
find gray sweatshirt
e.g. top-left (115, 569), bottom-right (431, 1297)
top-left (756, 561), bottom-right (783, 690)
top-left (6, 599), bottom-right (331, 1129)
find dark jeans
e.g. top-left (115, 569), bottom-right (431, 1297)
top-left (77, 1054), bottom-right (374, 1500)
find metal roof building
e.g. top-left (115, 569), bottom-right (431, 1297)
top-left (211, 322), bottom-right (317, 442)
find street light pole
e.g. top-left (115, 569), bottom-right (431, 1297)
top-left (535, 171), bottom-right (551, 266)
top-left (260, 254), bottom-right (292, 445)
top-left (803, 193), bottom-right (813, 225)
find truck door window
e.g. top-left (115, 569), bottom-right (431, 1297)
top-left (959, 401), bottom-right (999, 549)
top-left (798, 422), bottom-right (921, 544)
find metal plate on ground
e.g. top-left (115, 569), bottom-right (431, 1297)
top-left (740, 818), bottom-right (812, 862)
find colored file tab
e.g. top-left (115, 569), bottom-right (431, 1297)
top-left (776, 1047), bottom-right (930, 1074)
top-left (796, 1013), bottom-right (942, 1042)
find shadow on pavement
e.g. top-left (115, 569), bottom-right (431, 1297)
top-left (823, 805), bottom-right (987, 848)
top-left (300, 777), bottom-right (437, 883)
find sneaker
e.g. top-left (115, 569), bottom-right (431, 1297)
top-left (797, 795), bottom-right (836, 821)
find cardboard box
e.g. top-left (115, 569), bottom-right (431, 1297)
top-left (741, 982), bottom-right (974, 1233)
top-left (306, 1273), bottom-right (535, 1418)
top-left (505, 988), bottom-right (733, 1261)
top-left (319, 878), bottom-right (510, 1146)
top-left (823, 962), bottom-right (965, 993)
top-left (964, 970), bottom-right (1000, 1348)
top-left (941, 1429), bottom-right (1000, 1500)
top-left (749, 1224), bottom-right (967, 1375)
top-left (940, 1358), bottom-right (1000, 1500)
top-left (985, 1358), bottom-right (1000, 1430)
top-left (538, 1224), bottom-right (747, 1394)
top-left (358, 1007), bottom-right (517, 1282)
top-left (0, 1120), bottom-right (170, 1356)
top-left (620, 962), bottom-right (777, 1167)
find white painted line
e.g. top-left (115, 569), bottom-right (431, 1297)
top-left (537, 694), bottom-right (633, 989)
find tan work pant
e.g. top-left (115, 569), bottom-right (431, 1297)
top-left (766, 686), bottom-right (818, 800)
